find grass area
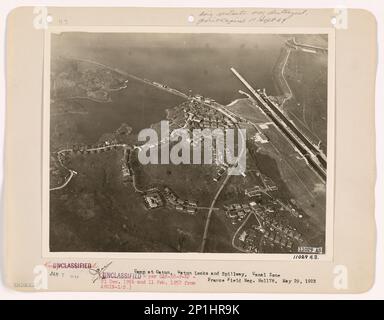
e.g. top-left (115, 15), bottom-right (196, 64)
top-left (283, 49), bottom-right (328, 149)
top-left (50, 150), bottom-right (230, 252)
top-left (228, 98), bottom-right (269, 123)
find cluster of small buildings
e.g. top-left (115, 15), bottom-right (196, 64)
top-left (261, 228), bottom-right (294, 251)
top-left (143, 189), bottom-right (164, 209)
top-left (252, 198), bottom-right (304, 223)
top-left (187, 114), bottom-right (234, 130)
top-left (236, 217), bottom-right (302, 252)
top-left (238, 227), bottom-right (260, 253)
top-left (182, 100), bottom-right (235, 130)
top-left (278, 200), bottom-right (304, 219)
top-left (121, 147), bottom-right (133, 182)
top-left (254, 200), bottom-right (288, 219)
top-left (191, 94), bottom-right (215, 104)
top-left (162, 187), bottom-right (198, 215)
top-left (68, 141), bottom-right (119, 155)
top-left (244, 176), bottom-right (278, 199)
top-left (213, 165), bottom-right (227, 182)
top-left (260, 175), bottom-right (278, 192)
top-left (258, 123), bottom-right (271, 130)
top-left (224, 203), bottom-right (254, 224)
top-left (261, 216), bottom-right (304, 249)
top-left (245, 185), bottom-right (264, 198)
top-left (251, 132), bottom-right (269, 144)
top-left (225, 198), bottom-right (306, 251)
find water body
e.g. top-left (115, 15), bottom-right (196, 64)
top-left (52, 33), bottom-right (287, 141)
top-left (73, 80), bottom-right (185, 142)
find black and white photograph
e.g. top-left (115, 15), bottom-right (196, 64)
top-left (1, 3), bottom-right (380, 298)
top-left (48, 31), bottom-right (331, 255)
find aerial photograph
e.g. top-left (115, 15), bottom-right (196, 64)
top-left (49, 32), bottom-right (328, 254)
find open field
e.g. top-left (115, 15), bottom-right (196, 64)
top-left (253, 126), bottom-right (326, 235)
top-left (281, 48), bottom-right (328, 151)
top-left (50, 151), bottom-right (212, 252)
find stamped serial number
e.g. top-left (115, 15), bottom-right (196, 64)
top-left (292, 254), bottom-right (319, 260)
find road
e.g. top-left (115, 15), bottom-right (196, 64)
top-left (280, 47), bottom-right (293, 105)
top-left (71, 57), bottom-right (189, 100)
top-left (50, 169), bottom-right (77, 191)
top-left (291, 37), bottom-right (328, 53)
top-left (200, 174), bottom-right (231, 252)
top-left (200, 119), bottom-right (247, 252)
top-left (50, 143), bottom-right (129, 191)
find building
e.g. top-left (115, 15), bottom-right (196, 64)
top-left (122, 167), bottom-right (132, 178)
top-left (188, 200), bottom-right (197, 207)
top-left (259, 123), bottom-right (270, 130)
top-left (253, 132), bottom-right (269, 144)
top-left (143, 191), bottom-right (164, 209)
top-left (245, 186), bottom-right (263, 197)
top-left (239, 231), bottom-right (247, 242)
top-left (187, 208), bottom-right (197, 215)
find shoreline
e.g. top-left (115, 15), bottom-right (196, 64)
top-left (226, 98), bottom-right (245, 107)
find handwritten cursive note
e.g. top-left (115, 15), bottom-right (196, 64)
top-left (196, 9), bottom-right (309, 26)
top-left (89, 261), bottom-right (112, 283)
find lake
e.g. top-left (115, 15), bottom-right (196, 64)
top-left (51, 32), bottom-right (287, 141)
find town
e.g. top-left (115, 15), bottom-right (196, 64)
top-left (227, 196), bottom-right (306, 253)
top-left (142, 187), bottom-right (198, 215)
